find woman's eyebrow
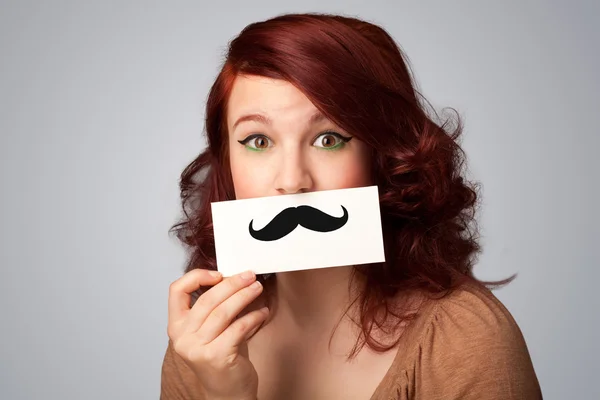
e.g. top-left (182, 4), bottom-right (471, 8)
top-left (232, 111), bottom-right (328, 132)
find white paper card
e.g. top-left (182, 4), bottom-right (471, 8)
top-left (211, 185), bottom-right (385, 277)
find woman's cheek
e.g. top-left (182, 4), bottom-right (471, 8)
top-left (317, 154), bottom-right (372, 190)
top-left (231, 162), bottom-right (270, 200)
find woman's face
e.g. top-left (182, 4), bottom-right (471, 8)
top-left (226, 74), bottom-right (372, 200)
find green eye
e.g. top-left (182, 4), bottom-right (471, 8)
top-left (313, 131), bottom-right (353, 150)
top-left (237, 134), bottom-right (272, 151)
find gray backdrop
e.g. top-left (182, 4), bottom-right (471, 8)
top-left (1, 1), bottom-right (598, 399)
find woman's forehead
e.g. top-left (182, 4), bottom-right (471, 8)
top-left (228, 75), bottom-right (313, 114)
top-left (227, 76), bottom-right (331, 133)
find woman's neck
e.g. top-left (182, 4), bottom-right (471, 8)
top-left (268, 265), bottom-right (362, 339)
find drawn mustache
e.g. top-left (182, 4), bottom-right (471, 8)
top-left (249, 205), bottom-right (349, 241)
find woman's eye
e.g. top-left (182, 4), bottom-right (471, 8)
top-left (238, 134), bottom-right (272, 151)
top-left (238, 132), bottom-right (351, 151)
top-left (313, 132), bottom-right (352, 150)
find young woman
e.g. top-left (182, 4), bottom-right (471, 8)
top-left (161, 12), bottom-right (542, 400)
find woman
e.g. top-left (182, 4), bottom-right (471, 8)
top-left (161, 12), bottom-right (542, 400)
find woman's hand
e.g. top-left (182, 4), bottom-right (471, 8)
top-left (167, 268), bottom-right (268, 400)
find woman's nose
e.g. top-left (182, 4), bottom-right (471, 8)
top-left (274, 150), bottom-right (314, 194)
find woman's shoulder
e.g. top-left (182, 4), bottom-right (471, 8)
top-left (419, 281), bottom-right (538, 367)
top-left (377, 281), bottom-right (543, 399)
top-left (432, 280), bottom-right (526, 339)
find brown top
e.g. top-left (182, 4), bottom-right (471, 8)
top-left (161, 282), bottom-right (542, 399)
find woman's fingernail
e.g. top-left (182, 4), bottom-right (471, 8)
top-left (241, 270), bottom-right (255, 281)
top-left (251, 281), bottom-right (262, 290)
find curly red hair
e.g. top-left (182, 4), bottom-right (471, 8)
top-left (171, 12), bottom-right (514, 358)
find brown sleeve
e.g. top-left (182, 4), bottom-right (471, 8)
top-left (414, 284), bottom-right (543, 400)
top-left (160, 339), bottom-right (207, 400)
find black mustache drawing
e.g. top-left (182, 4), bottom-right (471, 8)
top-left (249, 205), bottom-right (349, 241)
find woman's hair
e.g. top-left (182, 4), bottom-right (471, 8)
top-left (171, 12), bottom-right (514, 359)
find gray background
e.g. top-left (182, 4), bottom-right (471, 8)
top-left (1, 1), bottom-right (598, 399)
